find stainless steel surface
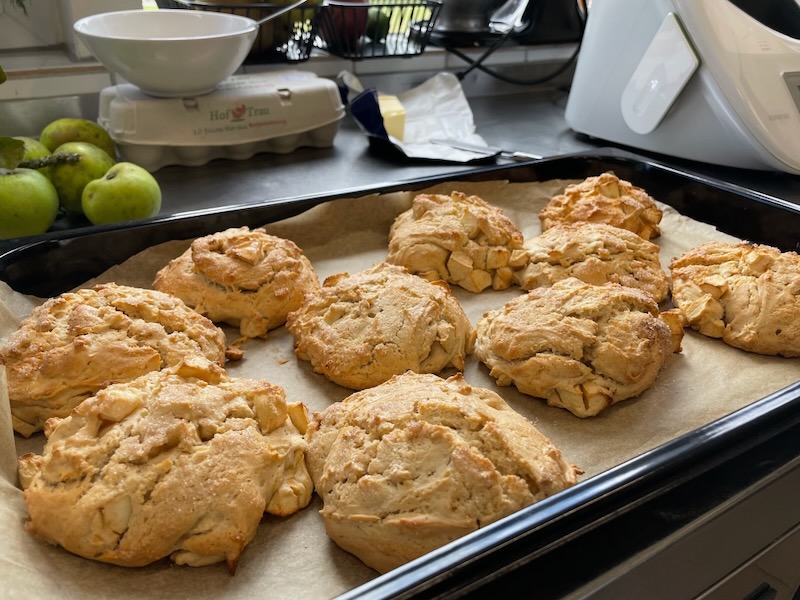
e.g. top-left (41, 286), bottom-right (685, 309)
top-left (148, 89), bottom-right (800, 217)
top-left (1, 85), bottom-right (798, 219)
top-left (430, 137), bottom-right (541, 160)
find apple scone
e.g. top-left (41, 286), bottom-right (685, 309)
top-left (540, 172), bottom-right (662, 240)
top-left (386, 191), bottom-right (529, 293)
top-left (670, 241), bottom-right (800, 357)
top-left (0, 282), bottom-right (227, 437)
top-left (475, 277), bottom-right (682, 417)
top-left (513, 222), bottom-right (670, 303)
top-left (304, 371), bottom-right (581, 573)
top-left (18, 357), bottom-right (312, 573)
top-left (285, 262), bottom-right (475, 390)
top-left (153, 226), bottom-right (320, 339)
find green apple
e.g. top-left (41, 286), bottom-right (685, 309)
top-left (0, 168), bottom-right (60, 240)
top-left (50, 141), bottom-right (115, 214)
top-left (39, 117), bottom-right (116, 159)
top-left (81, 162), bottom-right (162, 226)
top-left (13, 136), bottom-right (51, 178)
top-left (366, 7), bottom-right (391, 42)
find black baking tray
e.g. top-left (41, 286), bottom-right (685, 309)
top-left (2, 151), bottom-right (800, 598)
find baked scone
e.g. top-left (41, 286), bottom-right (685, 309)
top-left (285, 262), bottom-right (475, 390)
top-left (153, 226), bottom-right (320, 339)
top-left (18, 357), bottom-right (312, 572)
top-left (514, 222), bottom-right (670, 303)
top-left (304, 371), bottom-right (580, 573)
top-left (0, 283), bottom-right (227, 437)
top-left (475, 277), bottom-right (680, 417)
top-left (386, 191), bottom-right (529, 293)
top-left (540, 172), bottom-right (662, 240)
top-left (670, 241), bottom-right (800, 356)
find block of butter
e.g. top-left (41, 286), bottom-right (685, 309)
top-left (377, 94), bottom-right (405, 141)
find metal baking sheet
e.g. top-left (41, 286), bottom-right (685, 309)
top-left (1, 150), bottom-right (799, 598)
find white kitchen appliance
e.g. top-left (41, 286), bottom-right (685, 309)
top-left (565, 0), bottom-right (800, 174)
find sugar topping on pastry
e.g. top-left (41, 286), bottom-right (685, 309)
top-left (0, 283), bottom-right (228, 437)
top-left (475, 277), bottom-right (680, 417)
top-left (539, 172), bottom-right (662, 240)
top-left (153, 226), bottom-right (320, 339)
top-left (304, 371), bottom-right (580, 573)
top-left (286, 262), bottom-right (475, 390)
top-left (387, 191), bottom-right (529, 293)
top-left (18, 357), bottom-right (312, 572)
top-left (670, 240), bottom-right (800, 356)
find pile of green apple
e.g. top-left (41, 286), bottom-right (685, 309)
top-left (0, 117), bottom-right (162, 241)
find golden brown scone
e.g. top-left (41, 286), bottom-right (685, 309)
top-left (304, 371), bottom-right (580, 573)
top-left (670, 241), bottom-right (800, 356)
top-left (386, 191), bottom-right (529, 293)
top-left (475, 277), bottom-right (680, 417)
top-left (153, 226), bottom-right (320, 339)
top-left (514, 222), bottom-right (670, 303)
top-left (285, 262), bottom-right (475, 390)
top-left (0, 283), bottom-right (228, 437)
top-left (18, 357), bottom-right (312, 572)
top-left (540, 172), bottom-right (662, 240)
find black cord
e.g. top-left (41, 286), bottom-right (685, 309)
top-left (455, 29), bottom-right (516, 80)
top-left (436, 0), bottom-right (586, 87)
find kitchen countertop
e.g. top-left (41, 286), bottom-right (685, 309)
top-left (150, 86), bottom-right (800, 217)
top-left (1, 83), bottom-right (799, 262)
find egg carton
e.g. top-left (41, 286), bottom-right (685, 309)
top-left (97, 71), bottom-right (345, 171)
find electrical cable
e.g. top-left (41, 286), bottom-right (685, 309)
top-left (433, 0), bottom-right (586, 86)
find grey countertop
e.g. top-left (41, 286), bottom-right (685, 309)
top-left (1, 85), bottom-right (798, 262)
top-left (151, 87), bottom-right (800, 215)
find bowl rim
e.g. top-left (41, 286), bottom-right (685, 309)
top-left (73, 9), bottom-right (259, 41)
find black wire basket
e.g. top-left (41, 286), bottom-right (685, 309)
top-left (154, 0), bottom-right (322, 63)
top-left (315, 0), bottom-right (442, 60)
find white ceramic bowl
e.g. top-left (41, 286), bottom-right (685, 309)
top-left (74, 9), bottom-right (259, 98)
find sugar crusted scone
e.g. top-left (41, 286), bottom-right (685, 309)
top-left (153, 226), bottom-right (320, 339)
top-left (18, 357), bottom-right (312, 573)
top-left (475, 277), bottom-right (681, 417)
top-left (0, 283), bottom-right (227, 437)
top-left (540, 172), bottom-right (662, 240)
top-left (304, 371), bottom-right (580, 573)
top-left (285, 262), bottom-right (475, 390)
top-left (670, 241), bottom-right (800, 357)
top-left (386, 191), bottom-right (529, 293)
top-left (514, 222), bottom-right (670, 303)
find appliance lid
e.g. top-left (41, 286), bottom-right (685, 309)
top-left (674, 0), bottom-right (800, 172)
top-left (728, 0), bottom-right (800, 40)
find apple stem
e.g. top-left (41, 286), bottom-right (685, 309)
top-left (19, 152), bottom-right (82, 169)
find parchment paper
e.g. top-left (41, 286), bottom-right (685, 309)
top-left (1, 178), bottom-right (798, 600)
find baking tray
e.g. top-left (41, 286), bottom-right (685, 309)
top-left (2, 150), bottom-right (800, 598)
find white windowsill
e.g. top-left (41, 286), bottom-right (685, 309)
top-left (0, 42), bottom-right (577, 102)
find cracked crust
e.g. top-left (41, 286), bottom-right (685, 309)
top-left (670, 241), bottom-right (800, 356)
top-left (285, 262), bottom-right (475, 390)
top-left (514, 222), bottom-right (670, 303)
top-left (17, 357), bottom-right (312, 572)
top-left (386, 191), bottom-right (529, 293)
top-left (475, 277), bottom-right (679, 417)
top-left (539, 172), bottom-right (662, 240)
top-left (304, 371), bottom-right (580, 573)
top-left (153, 226), bottom-right (320, 339)
top-left (0, 283), bottom-right (228, 437)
